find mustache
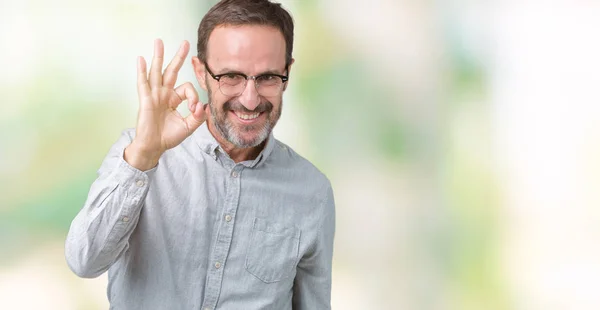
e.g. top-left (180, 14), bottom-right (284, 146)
top-left (223, 100), bottom-right (273, 113)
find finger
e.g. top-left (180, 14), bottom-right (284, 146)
top-left (204, 102), bottom-right (211, 119)
top-left (184, 101), bottom-right (207, 133)
top-left (174, 82), bottom-right (199, 109)
top-left (137, 56), bottom-right (151, 99)
top-left (188, 99), bottom-right (196, 113)
top-left (148, 38), bottom-right (164, 88)
top-left (163, 41), bottom-right (190, 88)
top-left (189, 99), bottom-right (209, 116)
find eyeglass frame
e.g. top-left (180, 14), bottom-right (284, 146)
top-left (204, 62), bottom-right (290, 97)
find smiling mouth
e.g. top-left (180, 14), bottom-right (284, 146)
top-left (234, 111), bottom-right (260, 120)
top-left (229, 110), bottom-right (265, 123)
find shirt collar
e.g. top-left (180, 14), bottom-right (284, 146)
top-left (192, 122), bottom-right (275, 168)
top-left (193, 123), bottom-right (220, 160)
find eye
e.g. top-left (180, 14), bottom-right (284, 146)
top-left (257, 75), bottom-right (280, 85)
top-left (224, 73), bottom-right (240, 80)
top-left (220, 74), bottom-right (245, 86)
top-left (260, 75), bottom-right (276, 81)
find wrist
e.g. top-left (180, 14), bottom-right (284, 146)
top-left (124, 142), bottom-right (162, 171)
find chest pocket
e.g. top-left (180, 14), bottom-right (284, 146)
top-left (245, 217), bottom-right (301, 283)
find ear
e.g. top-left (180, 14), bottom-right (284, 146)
top-left (283, 58), bottom-right (295, 92)
top-left (192, 56), bottom-right (207, 91)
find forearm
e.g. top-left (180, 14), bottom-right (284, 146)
top-left (65, 130), bottom-right (154, 278)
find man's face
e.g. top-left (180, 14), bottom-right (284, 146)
top-left (196, 25), bottom-right (290, 148)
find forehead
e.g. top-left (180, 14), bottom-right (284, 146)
top-left (206, 25), bottom-right (287, 73)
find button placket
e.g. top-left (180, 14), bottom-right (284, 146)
top-left (202, 164), bottom-right (242, 309)
top-left (230, 165), bottom-right (244, 179)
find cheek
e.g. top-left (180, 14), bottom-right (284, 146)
top-left (207, 88), bottom-right (225, 107)
top-left (270, 97), bottom-right (283, 112)
top-left (211, 102), bottom-right (226, 118)
top-left (207, 81), bottom-right (220, 100)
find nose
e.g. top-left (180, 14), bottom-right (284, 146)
top-left (238, 79), bottom-right (260, 111)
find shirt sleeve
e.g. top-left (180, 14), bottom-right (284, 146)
top-left (292, 184), bottom-right (336, 310)
top-left (65, 129), bottom-right (156, 278)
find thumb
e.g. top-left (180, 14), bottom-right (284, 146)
top-left (203, 103), bottom-right (211, 118)
top-left (184, 102), bottom-right (207, 133)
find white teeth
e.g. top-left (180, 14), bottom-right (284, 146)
top-left (235, 112), bottom-right (260, 120)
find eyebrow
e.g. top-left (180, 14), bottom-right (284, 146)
top-left (217, 68), bottom-right (285, 76)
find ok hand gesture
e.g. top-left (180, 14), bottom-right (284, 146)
top-left (125, 39), bottom-right (207, 171)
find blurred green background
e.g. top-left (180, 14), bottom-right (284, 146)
top-left (1, 0), bottom-right (600, 309)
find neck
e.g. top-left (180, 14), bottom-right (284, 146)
top-left (207, 120), bottom-right (266, 163)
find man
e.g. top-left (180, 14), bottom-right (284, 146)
top-left (64, 0), bottom-right (335, 309)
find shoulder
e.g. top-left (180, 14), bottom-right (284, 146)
top-left (270, 139), bottom-right (333, 197)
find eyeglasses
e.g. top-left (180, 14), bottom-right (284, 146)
top-left (205, 63), bottom-right (289, 97)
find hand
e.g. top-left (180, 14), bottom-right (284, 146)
top-left (125, 39), bottom-right (207, 171)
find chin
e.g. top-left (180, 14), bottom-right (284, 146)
top-left (229, 129), bottom-right (269, 148)
top-left (232, 136), bottom-right (264, 148)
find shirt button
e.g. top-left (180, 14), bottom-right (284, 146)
top-left (136, 180), bottom-right (145, 187)
top-left (215, 261), bottom-right (222, 269)
top-left (231, 170), bottom-right (238, 178)
top-left (122, 216), bottom-right (130, 222)
top-left (225, 214), bottom-right (232, 222)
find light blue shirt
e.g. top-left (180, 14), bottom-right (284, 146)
top-left (65, 123), bottom-right (335, 309)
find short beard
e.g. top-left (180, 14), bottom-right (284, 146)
top-left (207, 84), bottom-right (281, 148)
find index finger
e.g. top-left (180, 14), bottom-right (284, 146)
top-left (137, 56), bottom-right (151, 99)
top-left (162, 41), bottom-right (190, 88)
